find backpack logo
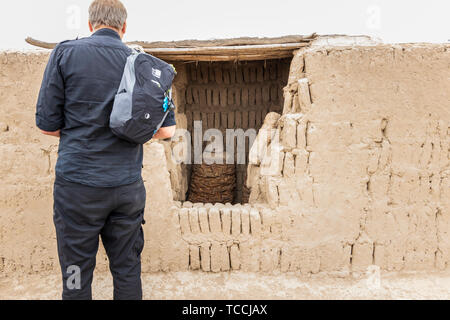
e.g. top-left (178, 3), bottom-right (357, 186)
top-left (152, 68), bottom-right (162, 78)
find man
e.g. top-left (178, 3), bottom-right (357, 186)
top-left (35, 0), bottom-right (176, 300)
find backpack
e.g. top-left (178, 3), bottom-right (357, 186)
top-left (110, 50), bottom-right (177, 144)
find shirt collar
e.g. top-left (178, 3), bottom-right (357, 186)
top-left (91, 28), bottom-right (121, 40)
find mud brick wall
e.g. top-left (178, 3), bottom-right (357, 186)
top-left (177, 60), bottom-right (291, 203)
top-left (1, 42), bottom-right (449, 275)
top-left (175, 202), bottom-right (279, 272)
top-left (247, 44), bottom-right (450, 272)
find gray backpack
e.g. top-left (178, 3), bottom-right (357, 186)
top-left (110, 50), bottom-right (176, 144)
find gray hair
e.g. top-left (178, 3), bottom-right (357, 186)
top-left (89, 0), bottom-right (127, 30)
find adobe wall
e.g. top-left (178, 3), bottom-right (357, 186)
top-left (0, 42), bottom-right (448, 275)
top-left (246, 43), bottom-right (450, 272)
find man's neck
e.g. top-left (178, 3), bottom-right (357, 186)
top-left (93, 26), bottom-right (123, 39)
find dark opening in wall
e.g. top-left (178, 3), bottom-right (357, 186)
top-left (177, 58), bottom-right (291, 204)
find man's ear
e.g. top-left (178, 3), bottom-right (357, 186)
top-left (88, 21), bottom-right (94, 32)
top-left (121, 21), bottom-right (127, 35)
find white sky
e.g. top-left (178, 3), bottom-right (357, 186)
top-left (1, 0), bottom-right (449, 50)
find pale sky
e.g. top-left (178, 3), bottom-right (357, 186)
top-left (1, 0), bottom-right (449, 50)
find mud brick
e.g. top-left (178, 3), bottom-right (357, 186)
top-left (193, 111), bottom-right (201, 123)
top-left (214, 66), bottom-right (223, 84)
top-left (231, 207), bottom-right (241, 236)
top-left (200, 64), bottom-right (209, 84)
top-left (198, 207), bottom-right (210, 233)
top-left (262, 85), bottom-right (270, 103)
top-left (236, 66), bottom-right (244, 84)
top-left (212, 89), bottom-right (220, 106)
top-left (249, 208), bottom-right (261, 236)
top-left (220, 88), bottom-right (227, 107)
top-left (192, 87), bottom-right (199, 104)
top-left (243, 65), bottom-right (251, 83)
top-left (283, 152), bottom-right (295, 177)
top-left (227, 88), bottom-right (234, 105)
top-left (186, 111), bottom-right (193, 131)
top-left (277, 61), bottom-right (284, 79)
top-left (256, 110), bottom-right (263, 128)
top-left (228, 111), bottom-right (235, 128)
top-left (229, 68), bottom-right (236, 84)
top-left (230, 244), bottom-right (241, 270)
top-left (240, 208), bottom-right (250, 235)
top-left (209, 64), bottom-right (215, 82)
top-left (188, 208), bottom-right (200, 234)
top-left (223, 68), bottom-right (230, 85)
top-left (282, 92), bottom-right (293, 115)
top-left (208, 207), bottom-right (221, 233)
top-left (249, 87), bottom-right (256, 106)
top-left (189, 245), bottom-right (200, 270)
top-left (178, 88), bottom-right (186, 106)
top-left (189, 64), bottom-right (197, 82)
top-left (281, 117), bottom-right (297, 148)
top-left (235, 111), bottom-right (242, 128)
top-left (206, 88), bottom-right (212, 105)
top-left (201, 112), bottom-right (208, 131)
top-left (220, 244), bottom-right (230, 271)
top-left (200, 243), bottom-right (211, 272)
top-left (221, 207), bottom-right (232, 235)
top-left (298, 78), bottom-right (312, 110)
top-left (264, 64), bottom-right (270, 81)
top-left (250, 66), bottom-right (257, 82)
top-left (234, 88), bottom-right (241, 106)
top-left (269, 62), bottom-right (277, 80)
top-left (214, 112), bottom-right (221, 128)
top-left (210, 242), bottom-right (221, 272)
top-left (207, 112), bottom-right (215, 129)
top-left (249, 111), bottom-right (256, 129)
top-left (221, 112), bottom-right (228, 129)
top-left (186, 87), bottom-right (193, 105)
top-left (199, 88), bottom-right (207, 105)
top-left (196, 68), bottom-right (202, 84)
top-left (179, 208), bottom-right (190, 235)
top-left (242, 111), bottom-right (249, 129)
top-left (242, 88), bottom-right (249, 107)
top-left (278, 84), bottom-right (284, 103)
top-left (256, 65), bottom-right (264, 82)
top-left (270, 85), bottom-right (278, 102)
top-left (255, 87), bottom-right (262, 105)
top-left (292, 93), bottom-right (301, 113)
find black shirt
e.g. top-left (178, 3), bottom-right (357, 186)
top-left (36, 28), bottom-right (175, 187)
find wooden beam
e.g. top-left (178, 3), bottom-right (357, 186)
top-left (25, 35), bottom-right (315, 62)
top-left (127, 33), bottom-right (317, 48)
top-left (25, 37), bottom-right (55, 49)
top-left (144, 43), bottom-right (308, 55)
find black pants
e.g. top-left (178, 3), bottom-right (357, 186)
top-left (53, 175), bottom-right (146, 300)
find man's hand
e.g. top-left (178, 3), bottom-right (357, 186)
top-left (152, 125), bottom-right (176, 140)
top-left (41, 130), bottom-right (61, 138)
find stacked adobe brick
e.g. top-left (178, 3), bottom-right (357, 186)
top-left (180, 60), bottom-right (290, 203)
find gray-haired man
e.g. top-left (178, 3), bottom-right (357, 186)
top-left (36, 0), bottom-right (176, 300)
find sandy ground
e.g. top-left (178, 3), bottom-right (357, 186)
top-left (1, 271), bottom-right (449, 300)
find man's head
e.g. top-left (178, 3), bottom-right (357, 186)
top-left (88, 0), bottom-right (127, 39)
